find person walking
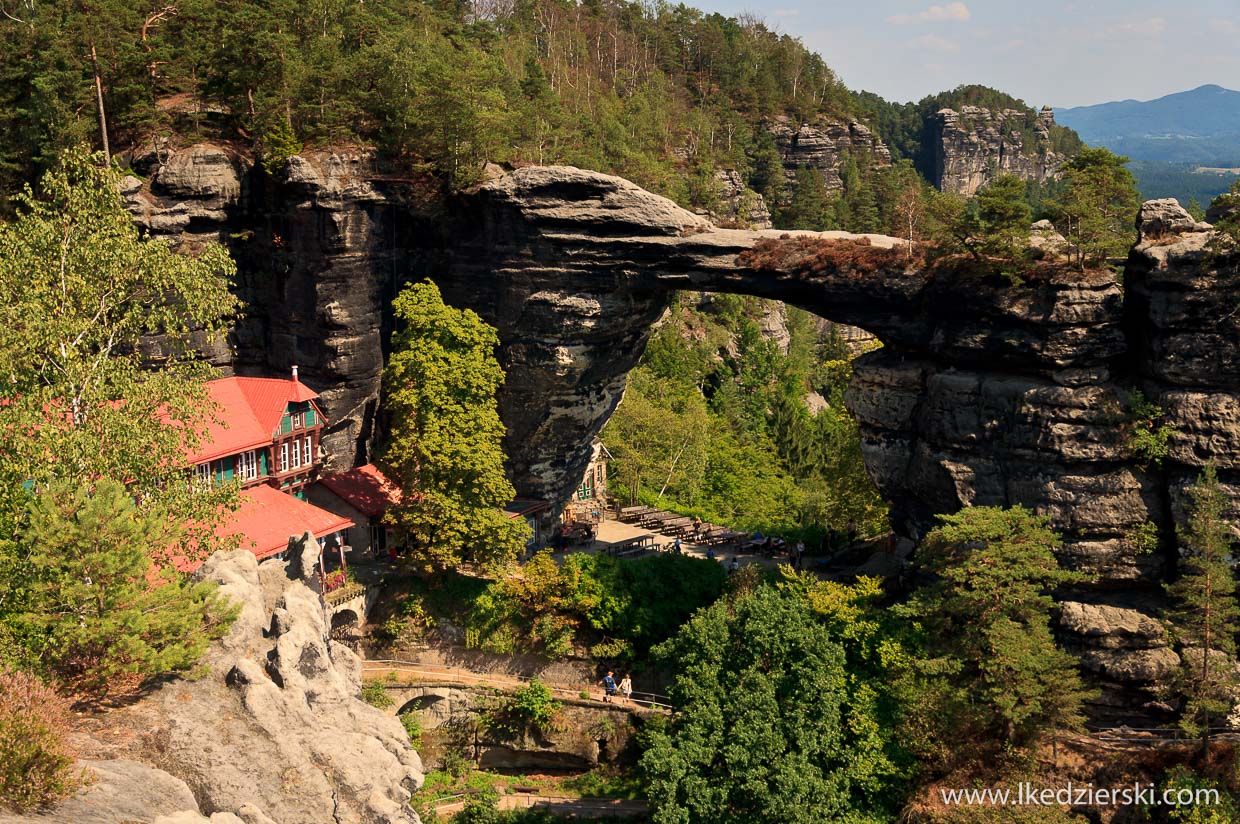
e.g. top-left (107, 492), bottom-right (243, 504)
top-left (601, 670), bottom-right (617, 702)
top-left (673, 536), bottom-right (682, 554)
top-left (619, 673), bottom-right (633, 703)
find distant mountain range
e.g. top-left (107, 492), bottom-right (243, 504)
top-left (1057, 84), bottom-right (1240, 164)
top-left (1057, 85), bottom-right (1240, 205)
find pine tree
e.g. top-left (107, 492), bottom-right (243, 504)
top-left (1166, 465), bottom-right (1240, 758)
top-left (1050, 147), bottom-right (1141, 269)
top-left (905, 506), bottom-right (1092, 749)
top-left (10, 480), bottom-right (237, 698)
top-left (380, 280), bottom-right (529, 574)
top-left (973, 174), bottom-right (1032, 262)
top-left (780, 164), bottom-right (829, 230)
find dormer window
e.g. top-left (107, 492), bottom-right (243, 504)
top-left (291, 411), bottom-right (303, 430)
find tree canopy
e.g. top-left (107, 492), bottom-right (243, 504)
top-left (380, 279), bottom-right (529, 573)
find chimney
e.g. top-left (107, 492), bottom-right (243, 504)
top-left (291, 365), bottom-right (299, 383)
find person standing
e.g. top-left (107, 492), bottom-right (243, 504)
top-left (619, 673), bottom-right (633, 703)
top-left (673, 537), bottom-right (682, 554)
top-left (601, 671), bottom-right (617, 702)
top-left (692, 516), bottom-right (703, 541)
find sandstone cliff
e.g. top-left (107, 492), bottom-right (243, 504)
top-left (123, 147), bottom-right (1240, 718)
top-left (768, 116), bottom-right (892, 192)
top-left (33, 537), bottom-right (424, 824)
top-left (931, 105), bottom-right (1066, 195)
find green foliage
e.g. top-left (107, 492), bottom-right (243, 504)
top-left (0, 0), bottom-right (856, 204)
top-left (361, 680), bottom-right (395, 710)
top-left (488, 678), bottom-right (561, 737)
top-left (1126, 390), bottom-right (1174, 466)
top-left (8, 480), bottom-right (237, 697)
top-left (1050, 147), bottom-right (1142, 269)
top-left (604, 295), bottom-right (888, 542)
top-left (1165, 466), bottom-right (1240, 751)
top-left (466, 551), bottom-right (727, 659)
top-left (0, 667), bottom-right (85, 811)
top-left (399, 710), bottom-right (423, 749)
top-left (1208, 179), bottom-right (1240, 252)
top-left (640, 585), bottom-right (905, 823)
top-left (899, 507), bottom-right (1092, 753)
top-left (380, 280), bottom-right (529, 574)
top-left (1162, 766), bottom-right (1240, 823)
top-left (256, 120), bottom-right (303, 175)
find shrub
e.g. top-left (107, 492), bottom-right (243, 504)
top-left (0, 668), bottom-right (84, 811)
top-left (398, 711), bottom-right (422, 749)
top-left (488, 678), bottom-right (560, 737)
top-left (360, 680), bottom-right (394, 710)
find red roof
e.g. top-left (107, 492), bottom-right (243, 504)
top-left (187, 377), bottom-right (323, 464)
top-left (215, 484), bottom-right (353, 561)
top-left (318, 464), bottom-right (402, 518)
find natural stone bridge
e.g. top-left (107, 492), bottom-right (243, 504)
top-left (125, 148), bottom-right (1238, 718)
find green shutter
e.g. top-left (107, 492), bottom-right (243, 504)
top-left (280, 414), bottom-right (292, 435)
top-left (218, 458), bottom-right (234, 481)
top-left (259, 451), bottom-right (268, 475)
top-left (306, 408), bottom-right (316, 427)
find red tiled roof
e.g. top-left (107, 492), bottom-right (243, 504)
top-left (187, 377), bottom-right (323, 464)
top-left (318, 464), bottom-right (402, 518)
top-left (215, 484), bottom-right (353, 561)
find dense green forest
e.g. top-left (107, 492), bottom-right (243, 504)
top-left (0, 0), bottom-right (857, 206)
top-left (603, 294), bottom-right (889, 544)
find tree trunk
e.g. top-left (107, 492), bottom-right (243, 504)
top-left (90, 43), bottom-right (110, 163)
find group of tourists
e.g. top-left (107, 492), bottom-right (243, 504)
top-left (600, 670), bottom-right (634, 703)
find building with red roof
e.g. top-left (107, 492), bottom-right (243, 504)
top-left (308, 464), bottom-right (401, 557)
top-left (214, 484), bottom-right (354, 562)
top-left (190, 367), bottom-right (327, 498)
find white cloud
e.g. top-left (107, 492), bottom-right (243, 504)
top-left (887, 2), bottom-right (971, 25)
top-left (911, 33), bottom-right (960, 53)
top-left (1109, 17), bottom-right (1167, 37)
top-left (1209, 18), bottom-right (1239, 36)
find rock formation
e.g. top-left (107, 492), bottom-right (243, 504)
top-left (53, 537), bottom-right (423, 824)
top-left (707, 169), bottom-right (772, 229)
top-left (124, 147), bottom-right (1240, 716)
top-left (768, 116), bottom-right (892, 192)
top-left (931, 105), bottom-right (1066, 195)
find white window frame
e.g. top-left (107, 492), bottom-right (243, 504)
top-left (279, 442), bottom-right (289, 473)
top-left (292, 439), bottom-right (302, 469)
top-left (193, 463), bottom-right (213, 489)
top-left (238, 450), bottom-right (259, 481)
top-left (291, 411), bottom-right (303, 430)
top-left (304, 435), bottom-right (314, 465)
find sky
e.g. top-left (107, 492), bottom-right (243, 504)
top-left (688, 0), bottom-right (1240, 108)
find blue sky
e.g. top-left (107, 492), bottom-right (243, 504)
top-left (689, 1), bottom-right (1240, 108)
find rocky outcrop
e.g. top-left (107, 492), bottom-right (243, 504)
top-left (68, 538), bottom-right (423, 824)
top-left (768, 116), bottom-right (891, 192)
top-left (707, 169), bottom-right (772, 229)
top-left (932, 105), bottom-right (1066, 195)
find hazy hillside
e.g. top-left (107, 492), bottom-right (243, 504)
top-left (1057, 84), bottom-right (1240, 163)
top-left (1058, 84), bottom-right (1240, 204)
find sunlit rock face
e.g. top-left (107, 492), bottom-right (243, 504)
top-left (131, 149), bottom-right (1240, 717)
top-left (931, 105), bottom-right (1067, 196)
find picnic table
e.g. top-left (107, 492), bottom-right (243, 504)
top-left (657, 517), bottom-right (693, 535)
top-left (641, 511), bottom-right (681, 527)
top-left (608, 535), bottom-right (658, 559)
top-left (619, 505), bottom-right (653, 522)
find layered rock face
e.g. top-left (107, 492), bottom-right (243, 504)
top-left (768, 116), bottom-right (892, 192)
top-left (124, 144), bottom-right (410, 470)
top-left (932, 105), bottom-right (1066, 195)
top-left (62, 538), bottom-right (424, 824)
top-left (128, 148), bottom-right (1236, 715)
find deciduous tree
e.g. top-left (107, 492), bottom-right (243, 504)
top-left (381, 279), bottom-right (528, 574)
